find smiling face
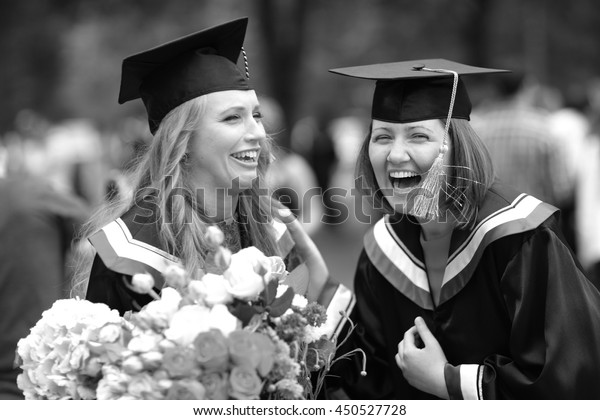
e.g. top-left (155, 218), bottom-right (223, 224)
top-left (368, 118), bottom-right (451, 214)
top-left (189, 89), bottom-right (265, 191)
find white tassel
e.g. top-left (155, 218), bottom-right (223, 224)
top-left (409, 68), bottom-right (458, 221)
top-left (411, 144), bottom-right (447, 220)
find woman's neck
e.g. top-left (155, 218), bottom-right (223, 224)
top-left (418, 216), bottom-right (456, 241)
top-left (196, 187), bottom-right (238, 223)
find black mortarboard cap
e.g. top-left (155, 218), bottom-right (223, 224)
top-left (119, 17), bottom-right (251, 134)
top-left (329, 59), bottom-right (507, 123)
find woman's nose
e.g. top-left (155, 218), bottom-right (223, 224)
top-left (245, 118), bottom-right (266, 142)
top-left (387, 140), bottom-right (410, 163)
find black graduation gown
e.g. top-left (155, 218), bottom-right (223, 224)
top-left (85, 198), bottom-right (298, 315)
top-left (85, 197), bottom-right (355, 339)
top-left (327, 183), bottom-right (600, 399)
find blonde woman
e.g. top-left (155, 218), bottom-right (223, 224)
top-left (74, 18), bottom-right (333, 315)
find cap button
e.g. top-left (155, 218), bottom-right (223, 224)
top-left (412, 64), bottom-right (425, 70)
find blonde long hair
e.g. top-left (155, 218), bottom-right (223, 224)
top-left (71, 95), bottom-right (282, 297)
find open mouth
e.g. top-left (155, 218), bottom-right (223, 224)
top-left (389, 170), bottom-right (422, 190)
top-left (230, 149), bottom-right (259, 164)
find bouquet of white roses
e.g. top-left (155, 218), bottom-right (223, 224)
top-left (16, 226), bottom-right (358, 400)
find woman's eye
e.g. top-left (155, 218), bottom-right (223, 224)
top-left (411, 133), bottom-right (429, 141)
top-left (223, 114), bottom-right (241, 122)
top-left (253, 112), bottom-right (263, 120)
top-left (371, 135), bottom-right (391, 143)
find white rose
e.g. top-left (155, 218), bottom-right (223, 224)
top-left (223, 247), bottom-right (269, 300)
top-left (137, 287), bottom-right (181, 329)
top-left (164, 305), bottom-right (211, 347)
top-left (197, 274), bottom-right (234, 306)
top-left (240, 246), bottom-right (271, 273)
top-left (268, 256), bottom-right (287, 282)
top-left (207, 304), bottom-right (240, 337)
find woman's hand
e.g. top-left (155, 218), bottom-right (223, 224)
top-left (395, 317), bottom-right (449, 399)
top-left (276, 207), bottom-right (329, 302)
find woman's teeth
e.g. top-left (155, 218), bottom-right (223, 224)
top-left (231, 150), bottom-right (258, 162)
top-left (389, 171), bottom-right (421, 189)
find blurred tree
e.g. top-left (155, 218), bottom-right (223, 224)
top-left (255, 0), bottom-right (309, 149)
top-left (2, 0), bottom-right (600, 135)
top-left (0, 1), bottom-right (78, 131)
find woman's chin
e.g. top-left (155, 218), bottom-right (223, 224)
top-left (384, 197), bottom-right (409, 214)
top-left (235, 174), bottom-right (258, 190)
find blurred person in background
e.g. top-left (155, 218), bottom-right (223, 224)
top-left (260, 96), bottom-right (324, 237)
top-left (472, 71), bottom-right (577, 253)
top-left (548, 83), bottom-right (591, 257)
top-left (574, 78), bottom-right (600, 288)
top-left (42, 119), bottom-right (105, 209)
top-left (290, 104), bottom-right (339, 224)
top-left (471, 70), bottom-right (572, 213)
top-left (101, 116), bottom-right (150, 204)
top-left (0, 115), bottom-right (89, 399)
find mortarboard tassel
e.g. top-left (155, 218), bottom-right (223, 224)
top-left (411, 67), bottom-right (459, 221)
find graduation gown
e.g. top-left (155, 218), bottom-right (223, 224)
top-left (328, 183), bottom-right (600, 399)
top-left (85, 196), bottom-right (299, 314)
top-left (85, 198), bottom-right (355, 340)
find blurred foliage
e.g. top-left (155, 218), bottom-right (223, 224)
top-left (2, 0), bottom-right (600, 146)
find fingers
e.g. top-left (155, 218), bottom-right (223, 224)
top-left (396, 325), bottom-right (417, 369)
top-left (396, 337), bottom-right (405, 368)
top-left (275, 207), bottom-right (328, 302)
top-left (276, 207), bottom-right (296, 223)
top-left (413, 316), bottom-right (434, 346)
top-left (403, 325), bottom-right (417, 348)
top-left (276, 208), bottom-right (313, 249)
top-left (395, 351), bottom-right (402, 368)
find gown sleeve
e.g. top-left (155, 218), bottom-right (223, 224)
top-left (85, 254), bottom-right (154, 315)
top-left (448, 222), bottom-right (600, 399)
top-left (325, 250), bottom-right (399, 399)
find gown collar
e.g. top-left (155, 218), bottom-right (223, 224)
top-left (365, 184), bottom-right (558, 310)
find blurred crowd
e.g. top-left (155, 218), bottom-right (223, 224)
top-left (2, 72), bottom-right (600, 397)
top-left (471, 71), bottom-right (600, 286)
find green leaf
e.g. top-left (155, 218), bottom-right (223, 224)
top-left (267, 287), bottom-right (294, 318)
top-left (261, 279), bottom-right (279, 305)
top-left (228, 301), bottom-right (263, 327)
